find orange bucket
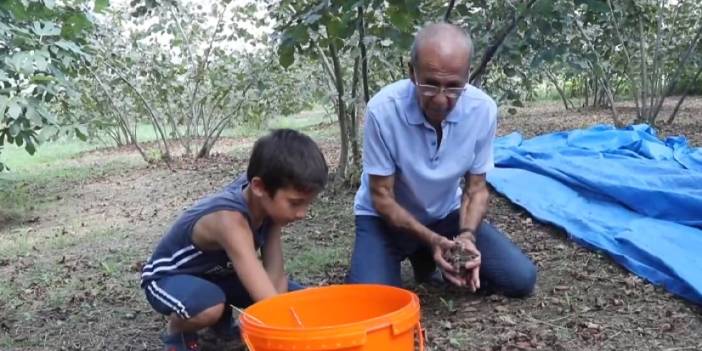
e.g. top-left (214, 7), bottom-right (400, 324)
top-left (239, 284), bottom-right (425, 350)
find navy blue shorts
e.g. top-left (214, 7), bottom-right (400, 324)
top-left (144, 274), bottom-right (303, 319)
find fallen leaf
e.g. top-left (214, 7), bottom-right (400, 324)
top-left (499, 315), bottom-right (517, 326)
top-left (553, 285), bottom-right (570, 292)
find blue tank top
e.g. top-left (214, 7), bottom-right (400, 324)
top-left (140, 174), bottom-right (270, 286)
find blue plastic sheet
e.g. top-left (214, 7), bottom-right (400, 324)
top-left (487, 124), bottom-right (702, 304)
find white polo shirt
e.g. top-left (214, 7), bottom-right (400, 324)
top-left (353, 79), bottom-right (497, 224)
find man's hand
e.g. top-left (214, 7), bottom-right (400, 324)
top-left (455, 234), bottom-right (481, 292)
top-left (430, 235), bottom-right (468, 287)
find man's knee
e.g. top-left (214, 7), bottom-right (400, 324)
top-left (503, 262), bottom-right (537, 298)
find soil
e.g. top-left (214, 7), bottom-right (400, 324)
top-left (447, 244), bottom-right (478, 275)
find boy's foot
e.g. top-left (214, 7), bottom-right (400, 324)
top-left (161, 332), bottom-right (200, 351)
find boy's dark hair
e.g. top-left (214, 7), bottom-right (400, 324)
top-left (247, 129), bottom-right (328, 196)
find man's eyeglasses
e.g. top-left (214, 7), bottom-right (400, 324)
top-left (413, 72), bottom-right (466, 99)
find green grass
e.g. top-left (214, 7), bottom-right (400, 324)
top-left (0, 152), bottom-right (144, 223)
top-left (0, 138), bottom-right (102, 171)
top-left (285, 245), bottom-right (348, 278)
top-left (0, 224), bottom-right (123, 260)
top-left (0, 224), bottom-right (142, 317)
top-left (267, 108), bottom-right (333, 130)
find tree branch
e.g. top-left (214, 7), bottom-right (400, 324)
top-left (469, 0), bottom-right (538, 87)
top-left (444, 0), bottom-right (457, 23)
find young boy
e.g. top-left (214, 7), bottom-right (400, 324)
top-left (140, 129), bottom-right (328, 351)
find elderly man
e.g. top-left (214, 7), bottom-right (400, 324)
top-left (346, 23), bottom-right (536, 297)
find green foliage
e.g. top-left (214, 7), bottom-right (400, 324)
top-left (68, 1), bottom-right (325, 160)
top-left (272, 0), bottom-right (702, 124)
top-left (0, 0), bottom-right (95, 171)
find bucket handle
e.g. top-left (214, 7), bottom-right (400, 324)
top-left (243, 333), bottom-right (254, 350)
top-left (416, 321), bottom-right (425, 351)
top-left (242, 322), bottom-right (426, 351)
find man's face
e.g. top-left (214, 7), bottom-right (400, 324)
top-left (410, 54), bottom-right (470, 125)
top-left (253, 180), bottom-right (318, 225)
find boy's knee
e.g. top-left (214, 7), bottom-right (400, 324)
top-left (190, 303), bottom-right (225, 327)
top-left (504, 263), bottom-right (537, 298)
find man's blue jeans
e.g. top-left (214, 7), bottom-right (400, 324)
top-left (345, 211), bottom-right (537, 297)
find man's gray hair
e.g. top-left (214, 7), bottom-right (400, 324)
top-left (410, 22), bottom-right (473, 67)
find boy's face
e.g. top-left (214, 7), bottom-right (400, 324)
top-left (251, 178), bottom-right (318, 225)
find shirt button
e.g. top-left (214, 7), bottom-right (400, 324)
top-left (431, 141), bottom-right (437, 146)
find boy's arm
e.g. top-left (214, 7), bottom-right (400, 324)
top-left (261, 224), bottom-right (287, 293)
top-left (205, 211), bottom-right (278, 302)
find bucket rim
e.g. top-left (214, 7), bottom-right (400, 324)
top-left (239, 284), bottom-right (421, 335)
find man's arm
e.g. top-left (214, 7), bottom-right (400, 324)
top-left (370, 174), bottom-right (461, 281)
top-left (261, 224), bottom-right (287, 293)
top-left (454, 173), bottom-right (489, 292)
top-left (370, 174), bottom-right (436, 244)
top-left (459, 173), bottom-right (490, 237)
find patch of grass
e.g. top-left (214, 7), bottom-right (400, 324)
top-left (0, 138), bottom-right (101, 171)
top-left (0, 225), bottom-right (142, 324)
top-left (0, 224), bottom-right (129, 260)
top-left (285, 245), bottom-right (348, 278)
top-left (267, 108), bottom-right (333, 130)
top-left (0, 279), bottom-right (21, 310)
top-left (0, 336), bottom-right (44, 351)
top-left (0, 134), bottom-right (146, 225)
top-left (0, 156), bottom-right (143, 224)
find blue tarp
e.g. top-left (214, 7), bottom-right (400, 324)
top-left (487, 124), bottom-right (702, 304)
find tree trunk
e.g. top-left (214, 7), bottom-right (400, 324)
top-left (667, 65), bottom-right (702, 124)
top-left (545, 69), bottom-right (572, 110)
top-left (112, 71), bottom-right (172, 161)
top-left (358, 5), bottom-right (370, 104)
top-left (196, 83), bottom-right (254, 158)
top-left (639, 19), bottom-right (649, 121)
top-left (350, 57), bottom-right (361, 168)
top-left (600, 78), bottom-right (622, 126)
top-left (592, 78), bottom-right (599, 108)
top-left (329, 42), bottom-right (349, 181)
top-left (87, 65), bottom-right (149, 162)
top-left (399, 56), bottom-right (405, 78)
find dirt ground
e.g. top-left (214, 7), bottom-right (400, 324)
top-left (1, 99), bottom-right (701, 351)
